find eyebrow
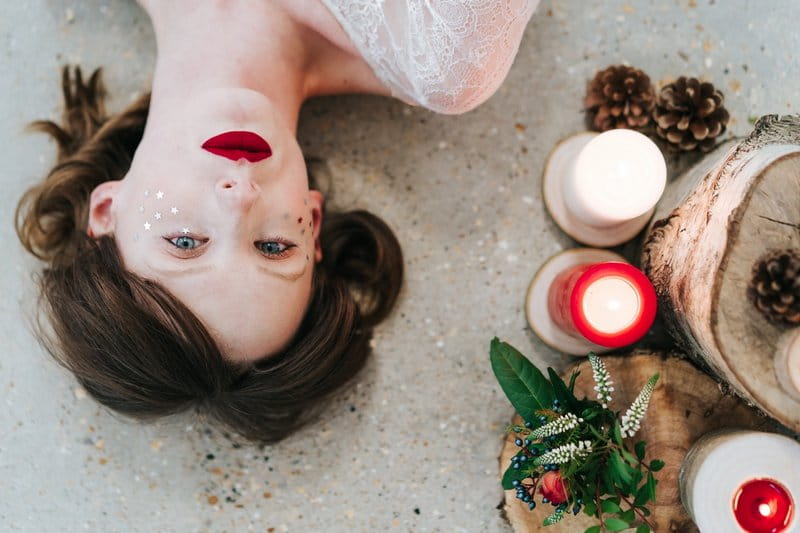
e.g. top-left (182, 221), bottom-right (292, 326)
top-left (146, 258), bottom-right (307, 282)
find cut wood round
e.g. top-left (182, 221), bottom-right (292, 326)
top-left (641, 115), bottom-right (800, 432)
top-left (498, 353), bottom-right (770, 532)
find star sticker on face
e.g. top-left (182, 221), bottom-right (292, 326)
top-left (181, 227), bottom-right (190, 234)
top-left (138, 205), bottom-right (145, 213)
top-left (144, 222), bottom-right (151, 231)
top-left (154, 212), bottom-right (162, 220)
top-left (144, 189), bottom-right (150, 197)
top-left (156, 191), bottom-right (164, 200)
top-left (170, 207), bottom-right (178, 215)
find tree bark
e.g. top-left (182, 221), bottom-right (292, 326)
top-left (498, 353), bottom-right (770, 532)
top-left (640, 115), bottom-right (800, 431)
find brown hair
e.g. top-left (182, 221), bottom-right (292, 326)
top-left (15, 66), bottom-right (403, 444)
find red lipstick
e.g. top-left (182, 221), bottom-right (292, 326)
top-left (202, 131), bottom-right (272, 162)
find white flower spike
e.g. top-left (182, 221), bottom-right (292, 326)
top-left (620, 374), bottom-right (660, 438)
top-left (529, 413), bottom-right (583, 440)
top-left (588, 353), bottom-right (614, 408)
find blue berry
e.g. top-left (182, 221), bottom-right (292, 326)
top-left (553, 400), bottom-right (559, 406)
top-left (512, 480), bottom-right (520, 487)
top-left (573, 505), bottom-right (581, 515)
top-left (523, 495), bottom-right (531, 503)
top-left (524, 421), bottom-right (532, 428)
top-left (542, 497), bottom-right (549, 504)
top-left (528, 501), bottom-right (536, 510)
top-left (513, 427), bottom-right (520, 433)
top-left (515, 438), bottom-right (523, 446)
top-left (513, 463), bottom-right (520, 469)
top-left (577, 498), bottom-right (582, 504)
top-left (524, 439), bottom-right (531, 446)
top-left (539, 416), bottom-right (547, 423)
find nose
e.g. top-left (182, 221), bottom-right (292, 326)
top-left (215, 177), bottom-right (260, 212)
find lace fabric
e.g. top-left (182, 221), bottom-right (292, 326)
top-left (319, 0), bottom-right (539, 114)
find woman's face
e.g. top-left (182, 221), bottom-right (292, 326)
top-left (88, 88), bottom-right (323, 363)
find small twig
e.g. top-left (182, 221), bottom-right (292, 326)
top-left (618, 492), bottom-right (655, 530)
top-left (596, 479), bottom-right (605, 533)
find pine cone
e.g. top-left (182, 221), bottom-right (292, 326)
top-left (653, 77), bottom-right (730, 152)
top-left (584, 65), bottom-right (656, 132)
top-left (747, 249), bottom-right (800, 325)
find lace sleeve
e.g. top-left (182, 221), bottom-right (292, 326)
top-left (320, 0), bottom-right (540, 114)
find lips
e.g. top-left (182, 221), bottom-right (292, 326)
top-left (201, 131), bottom-right (272, 162)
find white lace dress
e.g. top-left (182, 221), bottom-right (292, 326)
top-left (319, 0), bottom-right (539, 114)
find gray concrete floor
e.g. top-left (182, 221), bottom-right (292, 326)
top-left (1, 1), bottom-right (798, 531)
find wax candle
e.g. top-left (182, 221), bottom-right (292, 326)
top-left (775, 328), bottom-right (800, 401)
top-left (680, 430), bottom-right (799, 533)
top-left (526, 248), bottom-right (657, 355)
top-left (542, 130), bottom-right (667, 247)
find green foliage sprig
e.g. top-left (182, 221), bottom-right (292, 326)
top-left (491, 338), bottom-right (664, 533)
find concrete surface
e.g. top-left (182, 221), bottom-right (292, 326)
top-left (1, 1), bottom-right (797, 531)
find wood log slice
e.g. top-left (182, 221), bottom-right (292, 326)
top-left (498, 353), bottom-right (770, 532)
top-left (641, 115), bottom-right (800, 431)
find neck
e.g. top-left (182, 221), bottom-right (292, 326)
top-left (142, 0), bottom-right (308, 133)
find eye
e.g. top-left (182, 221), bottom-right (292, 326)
top-left (256, 240), bottom-right (292, 257)
top-left (167, 235), bottom-right (204, 250)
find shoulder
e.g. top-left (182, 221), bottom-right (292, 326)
top-left (320, 0), bottom-right (540, 114)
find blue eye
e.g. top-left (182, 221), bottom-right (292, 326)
top-left (170, 235), bottom-right (201, 250)
top-left (257, 241), bottom-right (290, 256)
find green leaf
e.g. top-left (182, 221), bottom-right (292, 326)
top-left (610, 451), bottom-right (633, 487)
top-left (601, 499), bottom-right (621, 514)
top-left (612, 421), bottom-right (624, 446)
top-left (620, 509), bottom-right (636, 522)
top-left (604, 518), bottom-right (630, 531)
top-left (548, 367), bottom-right (579, 411)
top-left (645, 472), bottom-right (657, 502)
top-left (568, 370), bottom-right (580, 392)
top-left (582, 500), bottom-right (597, 518)
top-left (649, 459), bottom-right (665, 472)
top-left (490, 338), bottom-right (554, 422)
top-left (584, 527), bottom-right (601, 533)
top-left (621, 449), bottom-right (638, 465)
top-left (501, 463), bottom-right (527, 490)
top-left (634, 483), bottom-right (650, 507)
top-left (634, 441), bottom-right (646, 461)
top-left (636, 525), bottom-right (650, 533)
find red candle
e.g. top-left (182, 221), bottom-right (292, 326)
top-left (547, 262), bottom-right (657, 348)
top-left (733, 478), bottom-right (795, 533)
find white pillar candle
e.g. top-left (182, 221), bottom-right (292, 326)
top-left (680, 430), bottom-right (799, 532)
top-left (564, 129), bottom-right (667, 228)
top-left (775, 328), bottom-right (800, 401)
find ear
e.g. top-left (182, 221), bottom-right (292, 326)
top-left (308, 189), bottom-right (324, 262)
top-left (87, 181), bottom-right (122, 238)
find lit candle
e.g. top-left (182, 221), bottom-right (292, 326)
top-left (542, 129), bottom-right (667, 247)
top-left (526, 248), bottom-right (657, 355)
top-left (680, 430), bottom-right (799, 533)
top-left (775, 328), bottom-right (800, 401)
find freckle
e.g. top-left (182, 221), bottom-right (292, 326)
top-left (283, 213), bottom-right (290, 220)
top-left (309, 221), bottom-right (312, 227)
top-left (306, 254), bottom-right (309, 261)
top-left (297, 217), bottom-right (303, 224)
top-left (301, 229), bottom-right (305, 235)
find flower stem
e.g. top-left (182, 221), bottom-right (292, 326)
top-left (617, 491), bottom-right (655, 530)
